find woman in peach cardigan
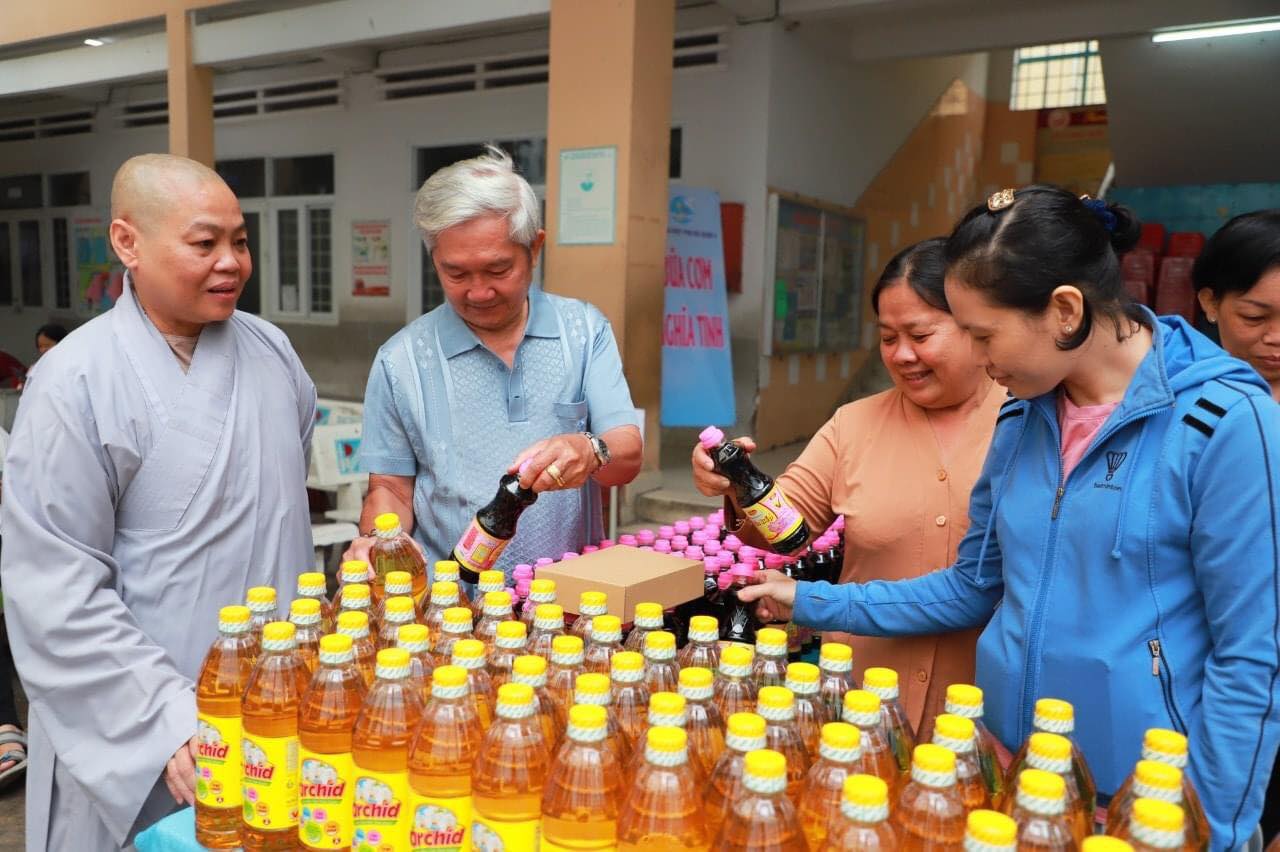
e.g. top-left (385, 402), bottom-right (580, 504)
top-left (691, 237), bottom-right (1004, 740)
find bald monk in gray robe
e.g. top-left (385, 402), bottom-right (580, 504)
top-left (0, 154), bottom-right (316, 850)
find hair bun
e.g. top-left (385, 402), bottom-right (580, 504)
top-left (1107, 201), bottom-right (1142, 254)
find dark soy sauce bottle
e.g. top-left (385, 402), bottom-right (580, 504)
top-left (699, 426), bottom-right (810, 554)
top-left (449, 459), bottom-right (538, 583)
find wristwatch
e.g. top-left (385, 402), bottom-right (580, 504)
top-left (582, 432), bottom-right (611, 470)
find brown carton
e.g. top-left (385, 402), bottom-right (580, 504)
top-left (534, 545), bottom-right (704, 620)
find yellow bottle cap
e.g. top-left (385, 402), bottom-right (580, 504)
top-left (483, 590), bottom-right (512, 609)
top-left (1018, 768), bottom-right (1066, 800)
top-left (246, 586), bottom-right (277, 605)
top-left (679, 666), bottom-right (713, 689)
top-left (820, 642), bottom-right (853, 663)
top-left (786, 661), bottom-right (819, 684)
top-left (592, 615), bottom-right (622, 635)
top-left (1035, 698), bottom-right (1075, 724)
top-left (843, 774), bottom-right (888, 806)
top-left (1082, 839), bottom-right (1135, 852)
top-left (262, 621), bottom-right (295, 643)
top-left (434, 560), bottom-right (460, 578)
top-left (720, 643), bottom-right (754, 667)
top-left (1133, 798), bottom-right (1185, 833)
top-left (966, 810), bottom-right (1017, 846)
top-left (611, 651), bottom-right (644, 672)
top-left (385, 596), bottom-right (415, 617)
top-left (290, 598), bottom-right (321, 617)
top-left (296, 572), bottom-right (326, 593)
top-left (385, 571), bottom-right (413, 593)
top-left (336, 610), bottom-right (370, 633)
top-left (443, 607), bottom-right (473, 627)
top-left (496, 681), bottom-right (534, 706)
top-left (373, 512), bottom-right (400, 532)
top-left (320, 633), bottom-right (353, 654)
top-left (513, 655), bottom-right (547, 677)
top-left (552, 635), bottom-right (584, 656)
top-left (496, 621), bottom-right (527, 640)
top-left (756, 627), bottom-right (788, 651)
top-left (635, 601), bottom-right (664, 621)
top-left (220, 605), bottom-right (251, 624)
top-left (342, 583), bottom-right (371, 605)
top-left (377, 648), bottom-right (411, 669)
top-left (451, 638), bottom-right (485, 661)
top-left (726, 712), bottom-right (767, 739)
top-left (822, 721), bottom-right (861, 751)
top-left (530, 578), bottom-right (556, 595)
top-left (1135, 760), bottom-right (1183, 791)
top-left (1028, 732), bottom-right (1072, 761)
top-left (947, 683), bottom-right (983, 708)
top-left (744, 748), bottom-right (787, 779)
top-left (340, 561), bottom-right (369, 581)
top-left (843, 689), bottom-right (881, 715)
top-left (862, 667), bottom-right (898, 690)
top-left (1143, 728), bottom-right (1189, 758)
top-left (913, 743), bottom-right (957, 774)
top-left (397, 624), bottom-right (430, 648)
top-left (479, 570), bottom-right (505, 589)
top-left (934, 713), bottom-right (976, 743)
top-left (575, 672), bottom-right (611, 696)
top-left (757, 685), bottom-right (794, 711)
top-left (647, 726), bottom-right (687, 753)
top-left (569, 703), bottom-right (607, 729)
top-left (689, 615), bottom-right (718, 635)
top-left (650, 692), bottom-right (686, 717)
top-left (581, 590), bottom-right (608, 608)
top-left (645, 631), bottom-right (676, 652)
top-left (431, 581), bottom-right (459, 600)
top-left (433, 665), bottom-right (466, 688)
top-left (534, 604), bottom-right (563, 622)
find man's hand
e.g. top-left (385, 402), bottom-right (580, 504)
top-left (341, 536), bottom-right (375, 565)
top-left (164, 736), bottom-right (198, 806)
top-left (737, 569), bottom-right (798, 623)
top-left (692, 435), bottom-right (757, 498)
top-left (510, 433), bottom-right (598, 493)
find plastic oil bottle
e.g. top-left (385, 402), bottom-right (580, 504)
top-left (843, 689), bottom-right (903, 801)
top-left (297, 633), bottom-right (365, 852)
top-left (756, 685), bottom-right (811, 807)
top-left (475, 591), bottom-right (515, 655)
top-left (893, 743), bottom-right (966, 852)
top-left (643, 631), bottom-right (681, 694)
top-left (240, 621), bottom-right (309, 852)
top-left (932, 714), bottom-right (990, 810)
top-left (964, 810), bottom-right (1017, 852)
top-left (627, 693), bottom-right (693, 779)
top-left (799, 721), bottom-right (865, 850)
top-left (295, 572), bottom-right (335, 634)
top-left (395, 624), bottom-right (433, 707)
top-left (370, 512), bottom-right (427, 605)
top-left (786, 661), bottom-right (829, 756)
top-left (699, 425), bottom-right (810, 553)
top-left (547, 634), bottom-right (586, 716)
top-left (679, 666), bottom-right (726, 780)
top-left (830, 774), bottom-right (898, 851)
top-left (945, 684), bottom-right (1003, 805)
top-left (351, 648), bottom-right (423, 851)
top-left (712, 748), bottom-right (808, 851)
top-left (511, 654), bottom-right (564, 757)
top-left (1003, 699), bottom-right (1096, 818)
top-left (617, 727), bottom-right (710, 850)
top-left (679, 615), bottom-right (721, 672)
top-left (714, 643), bottom-right (759, 720)
top-left (472, 571), bottom-right (506, 619)
top-left (195, 605), bottom-right (257, 849)
top-left (529, 603), bottom-right (566, 659)
top-left (377, 572), bottom-right (421, 626)
top-left (377, 596), bottom-right (418, 651)
top-left (407, 664), bottom-right (481, 851)
top-left (520, 578), bottom-right (557, 627)
top-left (610, 651), bottom-right (651, 758)
top-left (332, 562), bottom-right (372, 613)
top-left (487, 620), bottom-right (528, 688)
top-left (288, 599), bottom-right (324, 675)
top-left (336, 611), bottom-right (377, 688)
top-left (541, 703), bottom-right (624, 850)
top-left (571, 591), bottom-right (610, 642)
top-left (818, 643), bottom-right (856, 724)
top-left (472, 682), bottom-right (550, 848)
top-left (575, 671), bottom-right (633, 770)
top-left (432, 606), bottom-right (476, 669)
top-left (450, 638), bottom-right (495, 732)
top-left (1112, 799), bottom-right (1186, 852)
top-left (625, 602), bottom-right (666, 652)
top-left (753, 627), bottom-right (790, 688)
top-left (705, 711), bottom-right (768, 840)
top-left (1001, 732), bottom-right (1091, 845)
top-left (585, 614), bottom-right (625, 675)
top-left (337, 584), bottom-right (374, 632)
top-left (1105, 761), bottom-right (1196, 851)
top-left (1008, 768), bottom-right (1077, 852)
top-left (1105, 729), bottom-right (1208, 850)
top-left (423, 581), bottom-right (461, 646)
top-left (1086, 840), bottom-right (1135, 852)
top-left (863, 667), bottom-right (916, 777)
top-left (246, 586), bottom-right (279, 646)
top-left (432, 560), bottom-right (470, 611)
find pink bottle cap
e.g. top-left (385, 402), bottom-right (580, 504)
top-left (765, 554), bottom-right (785, 570)
top-left (536, 557), bottom-right (555, 567)
top-left (513, 564), bottom-right (534, 580)
top-left (699, 425), bottom-right (726, 449)
top-left (598, 539), bottom-right (615, 549)
top-left (710, 509), bottom-right (725, 524)
top-left (730, 565), bottom-right (756, 580)
top-left (723, 535), bottom-right (742, 552)
top-left (703, 540), bottom-right (722, 556)
top-left (705, 525), bottom-right (721, 540)
top-left (689, 516), bottom-right (706, 531)
top-left (833, 516), bottom-right (846, 532)
top-left (674, 521), bottom-right (691, 536)
top-left (515, 580), bottom-right (531, 596)
top-left (619, 534), bottom-right (638, 547)
top-left (717, 553), bottom-right (735, 570)
top-left (659, 525), bottom-right (676, 539)
top-left (703, 557), bottom-right (721, 573)
top-left (672, 536), bottom-right (689, 551)
top-left (685, 546), bottom-right (704, 560)
top-left (582, 545), bottom-right (599, 554)
top-left (654, 540), bottom-right (672, 554)
top-left (717, 573), bottom-right (734, 591)
top-left (691, 531), bottom-right (708, 546)
top-left (561, 552), bottom-right (579, 560)
top-left (637, 529), bottom-right (656, 546)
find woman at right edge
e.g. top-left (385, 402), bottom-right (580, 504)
top-left (739, 185), bottom-right (1280, 851)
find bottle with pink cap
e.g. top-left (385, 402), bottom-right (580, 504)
top-left (723, 534), bottom-right (742, 553)
top-left (685, 546), bottom-right (704, 561)
top-left (699, 425), bottom-right (810, 554)
top-left (636, 529), bottom-right (657, 547)
top-left (722, 564), bottom-right (761, 645)
top-left (689, 516), bottom-right (706, 532)
top-left (448, 458), bottom-right (539, 584)
top-left (653, 540), bottom-right (673, 555)
top-left (618, 534), bottom-right (639, 548)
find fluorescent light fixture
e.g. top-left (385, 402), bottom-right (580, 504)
top-left (1153, 18), bottom-right (1280, 43)
top-left (83, 38), bottom-right (106, 47)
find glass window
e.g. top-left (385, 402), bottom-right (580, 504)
top-left (53, 217), bottom-right (71, 309)
top-left (18, 220), bottom-right (41, 307)
top-left (669, 127), bottom-right (682, 179)
top-left (240, 210), bottom-right (262, 314)
top-left (308, 207), bottom-right (332, 314)
top-left (277, 209), bottom-right (300, 312)
top-left (0, 223), bottom-right (11, 305)
top-left (217, 158), bottom-right (267, 198)
top-left (415, 138), bottom-right (547, 187)
top-left (272, 155), bottom-right (334, 196)
top-left (48, 172), bottom-right (90, 207)
top-left (0, 175), bottom-right (43, 210)
top-left (1010, 40), bottom-right (1106, 111)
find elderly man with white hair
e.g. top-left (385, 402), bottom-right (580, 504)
top-left (346, 145), bottom-right (643, 582)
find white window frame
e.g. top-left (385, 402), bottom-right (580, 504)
top-left (263, 195), bottom-right (338, 326)
top-left (0, 210), bottom-right (53, 313)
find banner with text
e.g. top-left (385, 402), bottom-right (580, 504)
top-left (662, 186), bottom-right (736, 427)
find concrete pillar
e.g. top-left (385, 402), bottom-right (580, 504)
top-left (165, 8), bottom-right (214, 166)
top-left (544, 0), bottom-right (674, 470)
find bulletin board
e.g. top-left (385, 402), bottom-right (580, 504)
top-left (765, 192), bottom-right (866, 355)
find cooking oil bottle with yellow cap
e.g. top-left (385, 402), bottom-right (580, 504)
top-left (395, 624), bottom-right (433, 706)
top-left (407, 664), bottom-right (480, 851)
top-left (610, 651), bottom-right (651, 756)
top-left (432, 606), bottom-right (475, 669)
top-left (376, 596), bottom-right (417, 651)
top-left (678, 614), bottom-right (721, 671)
top-left (547, 634), bottom-right (586, 715)
top-left (714, 643), bottom-right (758, 719)
top-left (472, 682), bottom-right (550, 848)
top-left (818, 643), bottom-right (856, 723)
top-left (963, 809), bottom-right (1017, 852)
top-left (705, 711), bottom-right (768, 839)
top-left (1111, 799), bottom-right (1187, 852)
top-left (335, 611), bottom-right (376, 688)
top-left (753, 627), bottom-right (790, 688)
top-left (786, 661), bottom-right (828, 755)
top-left (1001, 732), bottom-right (1090, 845)
top-left (520, 577), bottom-right (557, 627)
top-left (572, 590), bottom-right (610, 641)
top-left (945, 684), bottom-right (1002, 803)
top-left (932, 714), bottom-right (990, 810)
top-left (1003, 698), bottom-right (1096, 817)
top-left (294, 572), bottom-right (334, 633)
top-left (336, 584), bottom-right (374, 631)
top-left (862, 667), bottom-right (915, 776)
top-left (475, 590), bottom-right (515, 654)
top-left (829, 774), bottom-right (898, 850)
top-left (713, 748), bottom-right (807, 851)
top-left (450, 638), bottom-right (495, 731)
top-left (332, 562), bottom-right (371, 613)
top-left (643, 630), bottom-right (680, 694)
top-left (297, 633), bottom-right (364, 852)
top-left (893, 743), bottom-right (966, 851)
top-left (843, 689), bottom-right (903, 801)
top-left (1105, 729), bottom-right (1208, 850)
top-left (541, 703), bottom-right (623, 850)
top-left (287, 599), bottom-right (323, 675)
top-left (758, 686), bottom-right (812, 805)
top-left (351, 647), bottom-right (423, 850)
top-left (245, 587), bottom-right (279, 647)
top-left (617, 727), bottom-right (710, 850)
top-left (511, 654), bottom-right (563, 756)
top-left (1105, 761), bottom-right (1198, 852)
top-left (433, 559), bottom-right (470, 611)
top-left (625, 601), bottom-right (666, 652)
top-left (679, 666), bottom-right (724, 779)
top-left (1008, 768), bottom-right (1076, 851)
top-left (800, 722), bottom-right (866, 849)
top-left (529, 602), bottom-right (566, 658)
top-left (575, 671), bottom-right (632, 768)
top-left (628, 693), bottom-right (693, 779)
top-left (472, 570), bottom-right (506, 619)
top-left (585, 613), bottom-right (625, 675)
top-left (195, 605), bottom-right (256, 849)
top-left (487, 620), bottom-right (527, 688)
top-left (240, 621), bottom-right (308, 852)
top-left (370, 511), bottom-right (426, 604)
top-left (1087, 839), bottom-right (1136, 852)
top-left (423, 581), bottom-right (461, 646)
top-left (376, 572), bottom-right (420, 625)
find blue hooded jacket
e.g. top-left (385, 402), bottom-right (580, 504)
top-left (794, 314), bottom-right (1280, 850)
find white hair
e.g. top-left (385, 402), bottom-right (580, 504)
top-left (414, 144), bottom-right (541, 251)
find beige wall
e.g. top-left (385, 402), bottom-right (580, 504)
top-left (0, 0), bottom-right (238, 47)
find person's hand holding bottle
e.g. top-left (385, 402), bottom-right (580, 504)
top-left (736, 569), bottom-right (798, 623)
top-left (691, 435), bottom-right (757, 499)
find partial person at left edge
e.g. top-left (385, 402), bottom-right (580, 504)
top-left (0, 154), bottom-right (316, 851)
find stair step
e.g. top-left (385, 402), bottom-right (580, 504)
top-left (633, 487), bottom-right (721, 525)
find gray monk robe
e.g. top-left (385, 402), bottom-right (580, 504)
top-left (1, 275), bottom-right (316, 850)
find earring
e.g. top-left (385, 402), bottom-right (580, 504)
top-left (1063, 325), bottom-right (1074, 334)
top-left (1207, 315), bottom-right (1218, 324)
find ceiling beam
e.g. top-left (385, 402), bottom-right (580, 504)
top-left (0, 32), bottom-right (166, 98)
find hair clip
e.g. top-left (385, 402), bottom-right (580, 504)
top-left (987, 188), bottom-right (1015, 212)
top-left (1079, 195), bottom-right (1118, 233)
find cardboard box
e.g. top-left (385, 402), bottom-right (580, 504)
top-left (535, 545), bottom-right (704, 620)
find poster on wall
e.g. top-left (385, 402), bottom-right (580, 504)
top-left (1036, 107), bottom-right (1111, 197)
top-left (661, 186), bottom-right (736, 427)
top-left (557, 146), bottom-right (617, 245)
top-left (351, 219), bottom-right (391, 297)
top-left (73, 217), bottom-right (122, 316)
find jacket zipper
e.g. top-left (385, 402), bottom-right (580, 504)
top-left (1148, 639), bottom-right (1188, 734)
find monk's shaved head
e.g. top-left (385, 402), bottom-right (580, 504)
top-left (111, 153), bottom-right (228, 230)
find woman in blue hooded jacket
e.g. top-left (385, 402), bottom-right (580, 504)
top-left (741, 185), bottom-right (1280, 851)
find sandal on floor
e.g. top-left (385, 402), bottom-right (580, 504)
top-left (0, 727), bottom-right (27, 791)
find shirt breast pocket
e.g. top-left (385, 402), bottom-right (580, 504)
top-left (553, 399), bottom-right (589, 433)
